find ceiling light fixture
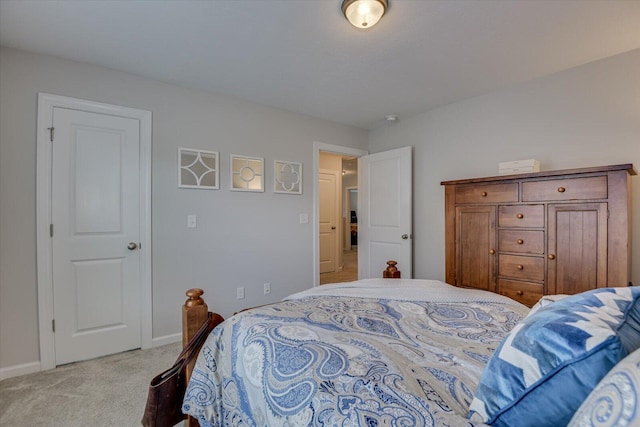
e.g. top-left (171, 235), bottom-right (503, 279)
top-left (342, 0), bottom-right (388, 29)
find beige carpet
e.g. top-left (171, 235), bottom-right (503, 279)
top-left (0, 342), bottom-right (181, 427)
top-left (320, 249), bottom-right (358, 284)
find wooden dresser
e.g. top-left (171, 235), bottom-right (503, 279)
top-left (441, 164), bottom-right (636, 307)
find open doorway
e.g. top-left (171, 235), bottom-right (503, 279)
top-left (313, 142), bottom-right (367, 286)
top-left (319, 154), bottom-right (359, 284)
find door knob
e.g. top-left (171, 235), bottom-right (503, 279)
top-left (401, 234), bottom-right (409, 240)
top-left (127, 242), bottom-right (138, 250)
top-left (331, 226), bottom-right (336, 230)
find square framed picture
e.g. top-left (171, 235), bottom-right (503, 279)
top-left (230, 154), bottom-right (264, 192)
top-left (274, 160), bottom-right (302, 194)
top-left (178, 148), bottom-right (219, 189)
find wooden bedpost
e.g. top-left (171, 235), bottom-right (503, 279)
top-left (383, 260), bottom-right (401, 278)
top-left (182, 289), bottom-right (225, 427)
top-left (183, 288), bottom-right (209, 346)
top-left (183, 288), bottom-right (213, 383)
top-left (182, 288), bottom-right (208, 427)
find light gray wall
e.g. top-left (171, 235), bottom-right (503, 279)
top-left (0, 47), bottom-right (368, 370)
top-left (3, 45), bottom-right (639, 373)
top-left (369, 48), bottom-right (640, 286)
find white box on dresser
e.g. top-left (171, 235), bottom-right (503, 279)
top-left (499, 159), bottom-right (540, 175)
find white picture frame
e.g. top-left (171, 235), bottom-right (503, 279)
top-left (178, 148), bottom-right (219, 189)
top-left (274, 160), bottom-right (302, 194)
top-left (230, 154), bottom-right (264, 192)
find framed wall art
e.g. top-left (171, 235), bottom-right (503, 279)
top-left (274, 160), bottom-right (302, 194)
top-left (178, 148), bottom-right (219, 189)
top-left (230, 154), bottom-right (264, 192)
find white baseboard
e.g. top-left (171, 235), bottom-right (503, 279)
top-left (0, 361), bottom-right (41, 381)
top-left (1, 336), bottom-right (181, 380)
top-left (152, 333), bottom-right (182, 348)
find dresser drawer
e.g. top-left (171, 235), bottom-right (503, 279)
top-left (499, 205), bottom-right (544, 228)
top-left (499, 279), bottom-right (543, 307)
top-left (522, 176), bottom-right (607, 202)
top-left (499, 254), bottom-right (544, 281)
top-left (455, 183), bottom-right (518, 204)
top-left (499, 230), bottom-right (544, 254)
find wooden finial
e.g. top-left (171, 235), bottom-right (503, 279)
top-left (184, 288), bottom-right (205, 308)
top-left (383, 260), bottom-right (401, 278)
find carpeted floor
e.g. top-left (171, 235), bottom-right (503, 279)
top-left (0, 342), bottom-right (181, 427)
top-left (320, 249), bottom-right (358, 284)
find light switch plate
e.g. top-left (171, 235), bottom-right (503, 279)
top-left (299, 213), bottom-right (309, 224)
top-left (187, 215), bottom-right (197, 228)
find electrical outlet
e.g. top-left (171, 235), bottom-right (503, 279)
top-left (236, 287), bottom-right (245, 299)
top-left (263, 282), bottom-right (271, 295)
top-left (299, 213), bottom-right (309, 224)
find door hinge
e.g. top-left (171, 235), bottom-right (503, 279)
top-left (50, 224), bottom-right (54, 237)
top-left (52, 319), bottom-right (56, 332)
top-left (48, 127), bottom-right (54, 142)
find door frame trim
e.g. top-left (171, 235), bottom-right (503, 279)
top-left (36, 93), bottom-right (152, 370)
top-left (313, 142), bottom-right (367, 287)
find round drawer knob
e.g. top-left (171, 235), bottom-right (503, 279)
top-left (548, 254), bottom-right (556, 260)
top-left (517, 265), bottom-right (524, 270)
top-left (517, 239), bottom-right (524, 244)
top-left (557, 187), bottom-right (566, 193)
top-left (516, 213), bottom-right (524, 219)
top-left (489, 249), bottom-right (496, 255)
top-left (516, 290), bottom-right (524, 296)
top-left (481, 191), bottom-right (488, 197)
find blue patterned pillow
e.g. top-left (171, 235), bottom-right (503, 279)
top-left (568, 346), bottom-right (640, 427)
top-left (468, 287), bottom-right (640, 427)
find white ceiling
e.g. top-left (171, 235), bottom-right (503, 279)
top-left (1, 0), bottom-right (639, 130)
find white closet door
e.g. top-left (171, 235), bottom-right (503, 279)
top-left (52, 107), bottom-right (141, 365)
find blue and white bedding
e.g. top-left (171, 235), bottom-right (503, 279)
top-left (182, 279), bottom-right (529, 426)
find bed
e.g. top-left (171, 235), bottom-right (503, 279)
top-left (178, 278), bottom-right (640, 427)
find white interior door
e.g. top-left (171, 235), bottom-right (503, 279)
top-left (319, 169), bottom-right (339, 274)
top-left (358, 146), bottom-right (412, 279)
top-left (52, 107), bottom-right (142, 365)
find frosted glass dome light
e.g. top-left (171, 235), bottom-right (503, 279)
top-left (342, 0), bottom-right (388, 29)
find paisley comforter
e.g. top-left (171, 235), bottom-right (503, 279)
top-left (182, 279), bottom-right (529, 426)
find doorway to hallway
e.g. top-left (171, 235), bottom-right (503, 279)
top-left (318, 153), bottom-right (359, 284)
top-left (314, 142), bottom-right (366, 286)
top-left (320, 249), bottom-right (358, 284)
